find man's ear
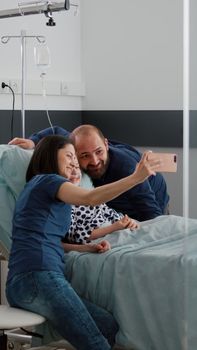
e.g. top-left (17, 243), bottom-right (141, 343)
top-left (104, 138), bottom-right (109, 151)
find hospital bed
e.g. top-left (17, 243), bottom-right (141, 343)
top-left (0, 144), bottom-right (197, 350)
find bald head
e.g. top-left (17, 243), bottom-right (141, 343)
top-left (70, 124), bottom-right (105, 143)
top-left (70, 124), bottom-right (109, 179)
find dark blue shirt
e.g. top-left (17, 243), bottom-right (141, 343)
top-left (29, 126), bottom-right (70, 144)
top-left (8, 174), bottom-right (70, 281)
top-left (93, 141), bottom-right (169, 221)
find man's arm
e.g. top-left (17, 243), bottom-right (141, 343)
top-left (29, 126), bottom-right (70, 145)
top-left (8, 125), bottom-right (70, 149)
top-left (106, 179), bottom-right (163, 221)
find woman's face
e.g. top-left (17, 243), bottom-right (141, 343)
top-left (58, 144), bottom-right (80, 180)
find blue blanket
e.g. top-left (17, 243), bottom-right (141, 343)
top-left (64, 215), bottom-right (197, 350)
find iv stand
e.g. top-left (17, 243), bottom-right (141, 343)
top-left (1, 30), bottom-right (45, 138)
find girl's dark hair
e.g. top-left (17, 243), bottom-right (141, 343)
top-left (26, 135), bottom-right (74, 182)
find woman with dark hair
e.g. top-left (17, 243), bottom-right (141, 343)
top-left (6, 135), bottom-right (159, 350)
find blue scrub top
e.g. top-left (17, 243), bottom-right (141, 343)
top-left (8, 174), bottom-right (71, 281)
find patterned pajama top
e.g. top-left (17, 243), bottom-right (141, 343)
top-left (66, 204), bottom-right (123, 244)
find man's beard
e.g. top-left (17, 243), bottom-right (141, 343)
top-left (84, 157), bottom-right (109, 179)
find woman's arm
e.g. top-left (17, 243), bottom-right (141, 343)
top-left (57, 151), bottom-right (160, 207)
top-left (62, 240), bottom-right (111, 253)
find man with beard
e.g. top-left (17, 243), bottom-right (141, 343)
top-left (9, 124), bottom-right (169, 221)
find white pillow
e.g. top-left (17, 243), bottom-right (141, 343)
top-left (80, 172), bottom-right (94, 189)
top-left (0, 145), bottom-right (33, 256)
top-left (0, 145), bottom-right (33, 199)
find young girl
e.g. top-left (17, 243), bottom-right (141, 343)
top-left (63, 163), bottom-right (139, 247)
top-left (6, 135), bottom-right (159, 350)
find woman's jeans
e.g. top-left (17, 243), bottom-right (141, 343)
top-left (6, 270), bottom-right (118, 350)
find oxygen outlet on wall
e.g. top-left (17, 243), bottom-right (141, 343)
top-left (9, 80), bottom-right (21, 94)
top-left (61, 82), bottom-right (69, 95)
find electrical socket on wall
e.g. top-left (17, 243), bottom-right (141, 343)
top-left (0, 79), bottom-right (85, 96)
top-left (9, 79), bottom-right (21, 94)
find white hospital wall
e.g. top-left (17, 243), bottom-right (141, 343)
top-left (0, 0), bottom-right (82, 110)
top-left (80, 0), bottom-right (182, 110)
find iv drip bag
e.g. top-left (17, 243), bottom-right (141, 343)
top-left (34, 43), bottom-right (51, 75)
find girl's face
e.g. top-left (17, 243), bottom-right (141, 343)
top-left (69, 163), bottom-right (81, 186)
top-left (58, 144), bottom-right (79, 179)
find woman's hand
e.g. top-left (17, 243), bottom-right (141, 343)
top-left (133, 150), bottom-right (161, 183)
top-left (8, 137), bottom-right (35, 149)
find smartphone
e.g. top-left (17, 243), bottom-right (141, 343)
top-left (147, 152), bottom-right (177, 173)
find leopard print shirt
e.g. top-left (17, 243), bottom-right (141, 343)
top-left (66, 204), bottom-right (123, 244)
